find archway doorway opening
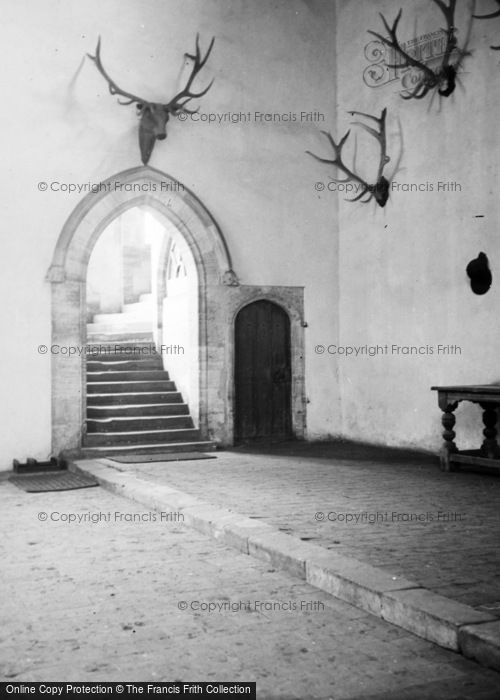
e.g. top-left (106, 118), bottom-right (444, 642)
top-left (47, 166), bottom-right (236, 456)
top-left (83, 204), bottom-right (200, 452)
top-left (234, 300), bottom-right (292, 442)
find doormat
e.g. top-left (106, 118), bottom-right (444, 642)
top-left (9, 471), bottom-right (99, 492)
top-left (108, 452), bottom-right (216, 464)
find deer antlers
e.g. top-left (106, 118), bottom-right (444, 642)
top-left (87, 35), bottom-right (215, 164)
top-left (166, 34), bottom-right (215, 114)
top-left (368, 0), bottom-right (467, 99)
top-left (473, 1), bottom-right (500, 49)
top-left (306, 108), bottom-right (391, 208)
top-left (87, 38), bottom-right (145, 106)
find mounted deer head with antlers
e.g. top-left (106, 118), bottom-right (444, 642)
top-left (473, 1), bottom-right (500, 49)
top-left (87, 35), bottom-right (215, 165)
top-left (306, 108), bottom-right (392, 208)
top-left (368, 0), bottom-right (469, 99)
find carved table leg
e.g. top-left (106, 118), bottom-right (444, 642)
top-left (440, 403), bottom-right (458, 472)
top-left (480, 403), bottom-right (499, 458)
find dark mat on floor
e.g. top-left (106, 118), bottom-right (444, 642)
top-left (108, 452), bottom-right (216, 463)
top-left (9, 471), bottom-right (99, 492)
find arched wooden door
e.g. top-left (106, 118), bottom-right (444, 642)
top-left (234, 300), bottom-right (292, 442)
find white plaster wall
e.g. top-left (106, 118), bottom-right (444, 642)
top-left (148, 210), bottom-right (167, 341)
top-left (334, 0), bottom-right (500, 450)
top-left (86, 219), bottom-right (123, 314)
top-left (6, 0), bottom-right (492, 462)
top-left (0, 0), bottom-right (338, 466)
top-left (162, 235), bottom-right (199, 427)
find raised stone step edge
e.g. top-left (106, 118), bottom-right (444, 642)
top-left (93, 309), bottom-right (154, 323)
top-left (83, 428), bottom-right (200, 447)
top-left (87, 324), bottom-right (153, 332)
top-left (86, 333), bottom-right (154, 343)
top-left (87, 403), bottom-right (190, 418)
top-left (87, 340), bottom-right (156, 348)
top-left (87, 414), bottom-right (191, 424)
top-left (65, 440), bottom-right (216, 459)
top-left (91, 317), bottom-right (153, 326)
top-left (87, 370), bottom-right (170, 381)
top-left (87, 360), bottom-right (163, 369)
top-left (69, 459), bottom-right (500, 673)
top-left (123, 300), bottom-right (154, 312)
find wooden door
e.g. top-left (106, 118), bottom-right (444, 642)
top-left (234, 300), bottom-right (292, 442)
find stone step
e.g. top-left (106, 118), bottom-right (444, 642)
top-left (86, 344), bottom-right (158, 362)
top-left (88, 355), bottom-right (161, 365)
top-left (87, 321), bottom-right (152, 334)
top-left (86, 332), bottom-right (154, 343)
top-left (87, 391), bottom-right (184, 406)
top-left (87, 369), bottom-right (170, 382)
top-left (92, 340), bottom-right (155, 348)
top-left (83, 428), bottom-right (200, 447)
top-left (86, 415), bottom-right (194, 433)
top-left (93, 309), bottom-right (154, 323)
top-left (122, 301), bottom-right (154, 314)
top-left (87, 403), bottom-right (190, 418)
top-left (79, 440), bottom-right (216, 457)
top-left (87, 380), bottom-right (176, 394)
top-left (87, 359), bottom-right (163, 371)
top-left (87, 340), bottom-right (156, 349)
top-left (87, 317), bottom-right (152, 328)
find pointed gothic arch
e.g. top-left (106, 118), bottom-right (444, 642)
top-left (47, 166), bottom-right (238, 455)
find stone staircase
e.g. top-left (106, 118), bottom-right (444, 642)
top-left (82, 340), bottom-right (214, 456)
top-left (87, 293), bottom-right (154, 344)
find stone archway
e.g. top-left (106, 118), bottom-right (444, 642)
top-left (47, 166), bottom-right (238, 456)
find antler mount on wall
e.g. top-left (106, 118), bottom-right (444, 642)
top-left (306, 108), bottom-right (392, 208)
top-left (369, 0), bottom-right (469, 100)
top-left (87, 35), bottom-right (215, 165)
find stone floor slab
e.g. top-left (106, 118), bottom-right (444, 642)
top-left (72, 455), bottom-right (500, 672)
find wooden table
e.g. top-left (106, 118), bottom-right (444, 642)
top-left (431, 385), bottom-right (500, 472)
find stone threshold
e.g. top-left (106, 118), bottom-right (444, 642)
top-left (70, 458), bottom-right (500, 673)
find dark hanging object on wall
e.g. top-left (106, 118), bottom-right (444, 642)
top-left (87, 35), bottom-right (215, 165)
top-left (368, 0), bottom-right (471, 99)
top-left (466, 252), bottom-right (492, 294)
top-left (306, 108), bottom-right (391, 207)
top-left (473, 1), bottom-right (500, 50)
